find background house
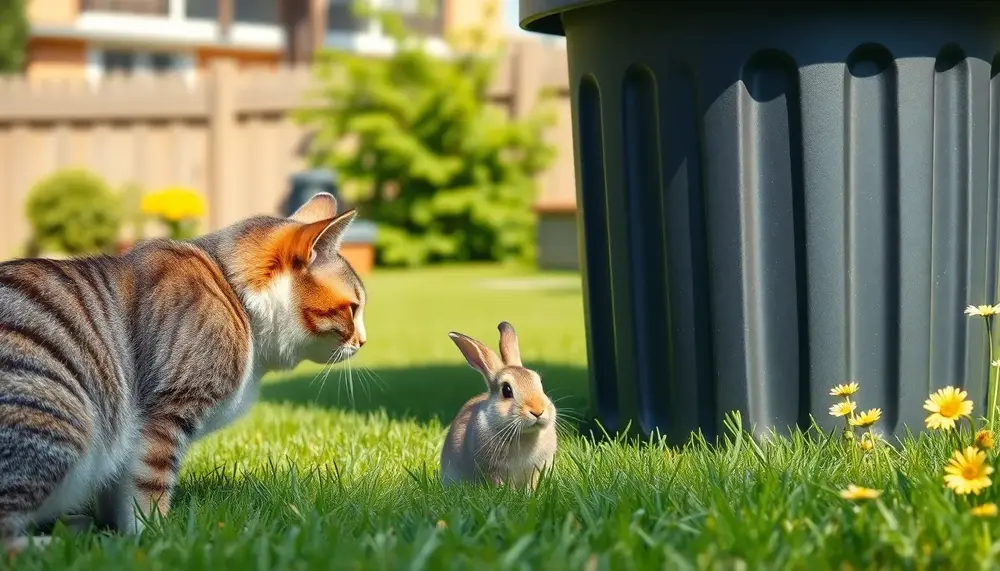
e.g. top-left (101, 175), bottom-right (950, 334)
top-left (11, 0), bottom-right (577, 270)
top-left (24, 0), bottom-right (506, 83)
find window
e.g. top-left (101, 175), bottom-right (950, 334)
top-left (185, 0), bottom-right (219, 20)
top-left (234, 0), bottom-right (277, 24)
top-left (326, 0), bottom-right (443, 36)
top-left (327, 0), bottom-right (365, 32)
top-left (150, 52), bottom-right (176, 73)
top-left (102, 50), bottom-right (136, 73)
top-left (96, 49), bottom-right (180, 76)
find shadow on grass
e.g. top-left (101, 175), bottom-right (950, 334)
top-left (261, 362), bottom-right (591, 427)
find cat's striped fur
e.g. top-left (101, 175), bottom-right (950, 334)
top-left (0, 193), bottom-right (366, 552)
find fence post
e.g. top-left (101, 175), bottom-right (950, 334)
top-left (207, 58), bottom-right (238, 232)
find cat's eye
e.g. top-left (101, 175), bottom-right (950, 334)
top-left (349, 303), bottom-right (358, 317)
top-left (501, 382), bottom-right (513, 399)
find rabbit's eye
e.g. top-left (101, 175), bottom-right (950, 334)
top-left (501, 382), bottom-right (514, 399)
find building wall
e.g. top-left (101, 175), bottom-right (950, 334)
top-left (27, 0), bottom-right (79, 25)
top-left (25, 37), bottom-right (88, 81)
top-left (25, 0), bottom-right (284, 83)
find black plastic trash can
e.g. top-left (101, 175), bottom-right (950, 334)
top-left (521, 0), bottom-right (1000, 442)
top-left (281, 168), bottom-right (378, 248)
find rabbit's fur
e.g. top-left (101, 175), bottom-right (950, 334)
top-left (440, 321), bottom-right (557, 491)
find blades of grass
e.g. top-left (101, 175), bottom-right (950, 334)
top-left (499, 534), bottom-right (535, 569)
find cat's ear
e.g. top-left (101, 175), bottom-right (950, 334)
top-left (448, 331), bottom-right (504, 382)
top-left (290, 193), bottom-right (338, 224)
top-left (290, 209), bottom-right (358, 268)
top-left (497, 321), bottom-right (522, 367)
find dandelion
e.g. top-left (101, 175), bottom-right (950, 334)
top-left (829, 401), bottom-right (857, 418)
top-left (141, 187), bottom-right (207, 222)
top-left (849, 408), bottom-right (881, 428)
top-left (924, 387), bottom-right (974, 430)
top-left (971, 503), bottom-right (998, 518)
top-left (141, 186), bottom-right (208, 241)
top-left (966, 304), bottom-right (1000, 318)
top-left (976, 429), bottom-right (994, 451)
top-left (859, 436), bottom-right (875, 452)
top-left (944, 447), bottom-right (994, 495)
top-left (830, 382), bottom-right (859, 398)
top-left (839, 484), bottom-right (882, 501)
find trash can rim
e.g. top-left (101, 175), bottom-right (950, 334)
top-left (519, 0), bottom-right (614, 36)
top-left (342, 220), bottom-right (378, 244)
top-left (291, 168), bottom-right (339, 182)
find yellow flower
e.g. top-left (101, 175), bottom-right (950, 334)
top-left (944, 447), bottom-right (994, 495)
top-left (829, 401), bottom-right (857, 418)
top-left (924, 386), bottom-right (973, 430)
top-left (859, 437), bottom-right (875, 452)
top-left (830, 382), bottom-right (859, 397)
top-left (849, 408), bottom-right (881, 428)
top-left (965, 304), bottom-right (1000, 318)
top-left (977, 429), bottom-right (995, 451)
top-left (971, 503), bottom-right (998, 518)
top-left (839, 484), bottom-right (881, 501)
top-left (139, 192), bottom-right (163, 216)
top-left (141, 187), bottom-right (207, 222)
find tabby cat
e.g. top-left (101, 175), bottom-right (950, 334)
top-left (0, 193), bottom-right (367, 552)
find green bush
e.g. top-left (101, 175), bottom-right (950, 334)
top-left (26, 168), bottom-right (124, 256)
top-left (298, 1), bottom-right (556, 267)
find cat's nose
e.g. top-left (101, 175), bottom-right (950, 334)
top-left (530, 409), bottom-right (543, 419)
top-left (357, 337), bottom-right (366, 347)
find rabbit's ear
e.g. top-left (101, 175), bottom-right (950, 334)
top-left (497, 321), bottom-right (522, 367)
top-left (449, 332), bottom-right (504, 381)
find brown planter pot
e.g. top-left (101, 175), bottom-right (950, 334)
top-left (340, 243), bottom-right (374, 276)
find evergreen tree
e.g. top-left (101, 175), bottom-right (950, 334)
top-left (0, 0), bottom-right (29, 74)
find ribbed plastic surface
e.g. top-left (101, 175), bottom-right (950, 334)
top-left (555, 1), bottom-right (1000, 442)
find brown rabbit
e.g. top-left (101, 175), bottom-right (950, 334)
top-left (440, 321), bottom-right (558, 491)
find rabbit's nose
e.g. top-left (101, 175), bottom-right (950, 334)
top-left (529, 409), bottom-right (544, 418)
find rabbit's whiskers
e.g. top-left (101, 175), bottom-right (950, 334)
top-left (477, 418), bottom-right (520, 469)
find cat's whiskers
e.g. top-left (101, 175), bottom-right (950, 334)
top-left (353, 363), bottom-right (385, 393)
top-left (315, 347), bottom-right (344, 396)
top-left (309, 350), bottom-right (340, 391)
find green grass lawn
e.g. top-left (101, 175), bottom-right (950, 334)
top-left (9, 264), bottom-right (1000, 570)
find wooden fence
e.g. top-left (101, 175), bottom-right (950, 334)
top-left (0, 38), bottom-right (574, 257)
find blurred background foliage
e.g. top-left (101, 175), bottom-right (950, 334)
top-left (298, 1), bottom-right (557, 267)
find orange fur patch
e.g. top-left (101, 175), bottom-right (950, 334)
top-left (232, 220), bottom-right (359, 329)
top-left (236, 220), bottom-right (337, 290)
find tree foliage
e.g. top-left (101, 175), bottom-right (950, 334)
top-left (0, 0), bottom-right (29, 74)
top-left (299, 2), bottom-right (556, 267)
